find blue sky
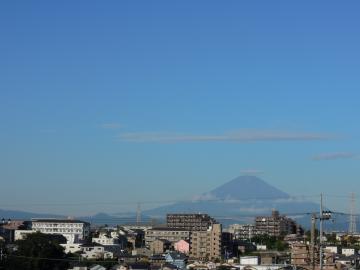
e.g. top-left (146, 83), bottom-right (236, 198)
top-left (1, 1), bottom-right (360, 215)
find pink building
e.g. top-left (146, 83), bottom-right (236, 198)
top-left (174, 239), bottom-right (190, 254)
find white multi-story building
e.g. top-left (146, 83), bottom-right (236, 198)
top-left (31, 219), bottom-right (90, 244)
top-left (92, 231), bottom-right (119, 245)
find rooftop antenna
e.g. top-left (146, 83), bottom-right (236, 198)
top-left (349, 193), bottom-right (357, 234)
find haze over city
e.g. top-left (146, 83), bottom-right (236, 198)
top-left (1, 1), bottom-right (360, 216)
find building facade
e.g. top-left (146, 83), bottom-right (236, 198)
top-left (255, 210), bottom-right (298, 237)
top-left (166, 214), bottom-right (216, 231)
top-left (149, 239), bottom-right (171, 255)
top-left (228, 224), bottom-right (261, 240)
top-left (145, 227), bottom-right (190, 247)
top-left (174, 239), bottom-right (190, 254)
top-left (189, 223), bottom-right (222, 260)
top-left (31, 219), bottom-right (90, 243)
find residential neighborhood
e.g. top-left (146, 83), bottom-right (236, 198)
top-left (1, 211), bottom-right (360, 270)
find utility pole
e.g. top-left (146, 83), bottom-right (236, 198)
top-left (310, 213), bottom-right (316, 270)
top-left (319, 193), bottom-right (324, 270)
top-left (319, 194), bottom-right (332, 270)
top-left (309, 195), bottom-right (332, 270)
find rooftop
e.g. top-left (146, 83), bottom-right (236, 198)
top-left (150, 227), bottom-right (190, 232)
top-left (31, 218), bottom-right (90, 225)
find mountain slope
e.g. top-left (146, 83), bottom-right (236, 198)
top-left (205, 175), bottom-right (289, 200)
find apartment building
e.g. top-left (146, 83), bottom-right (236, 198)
top-left (166, 214), bottom-right (216, 231)
top-left (255, 210), bottom-right (298, 237)
top-left (228, 224), bottom-right (260, 240)
top-left (145, 227), bottom-right (190, 247)
top-left (189, 223), bottom-right (222, 260)
top-left (31, 218), bottom-right (90, 243)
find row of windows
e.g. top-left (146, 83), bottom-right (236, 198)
top-left (39, 228), bottom-right (82, 233)
top-left (33, 223), bottom-right (83, 228)
top-left (147, 231), bottom-right (189, 235)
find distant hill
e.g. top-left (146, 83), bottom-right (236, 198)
top-left (0, 209), bottom-right (155, 226)
top-left (0, 209), bottom-right (64, 220)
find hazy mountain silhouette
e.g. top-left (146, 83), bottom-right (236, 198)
top-left (205, 175), bottom-right (289, 200)
top-left (0, 209), bottom-right (64, 220)
top-left (143, 176), bottom-right (320, 228)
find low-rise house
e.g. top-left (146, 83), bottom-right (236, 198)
top-left (325, 246), bottom-right (339, 254)
top-left (342, 248), bottom-right (357, 256)
top-left (240, 256), bottom-right (259, 266)
top-left (80, 243), bottom-right (114, 259)
top-left (335, 255), bottom-right (353, 267)
top-left (174, 239), bottom-right (189, 254)
top-left (258, 251), bottom-right (288, 265)
top-left (150, 239), bottom-right (172, 255)
top-left (93, 231), bottom-right (119, 246)
top-left (61, 243), bottom-right (82, 253)
top-left (165, 252), bottom-right (188, 269)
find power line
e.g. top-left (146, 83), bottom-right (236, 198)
top-left (0, 194), bottom-right (324, 207)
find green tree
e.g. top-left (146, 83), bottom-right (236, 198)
top-left (5, 232), bottom-right (69, 270)
top-left (251, 234), bottom-right (288, 251)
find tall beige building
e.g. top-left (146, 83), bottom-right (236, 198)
top-left (189, 223), bottom-right (222, 261)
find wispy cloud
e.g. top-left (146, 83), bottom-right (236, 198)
top-left (101, 123), bottom-right (122, 129)
top-left (118, 130), bottom-right (333, 143)
top-left (240, 169), bottom-right (264, 175)
top-left (312, 152), bottom-right (358, 161)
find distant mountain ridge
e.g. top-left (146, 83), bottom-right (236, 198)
top-left (0, 209), bottom-right (64, 220)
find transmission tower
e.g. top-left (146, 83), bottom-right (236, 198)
top-left (136, 202), bottom-right (142, 225)
top-left (349, 193), bottom-right (357, 234)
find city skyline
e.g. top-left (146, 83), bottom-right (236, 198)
top-left (1, 1), bottom-right (360, 215)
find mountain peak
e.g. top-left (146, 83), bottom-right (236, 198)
top-left (205, 175), bottom-right (289, 200)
